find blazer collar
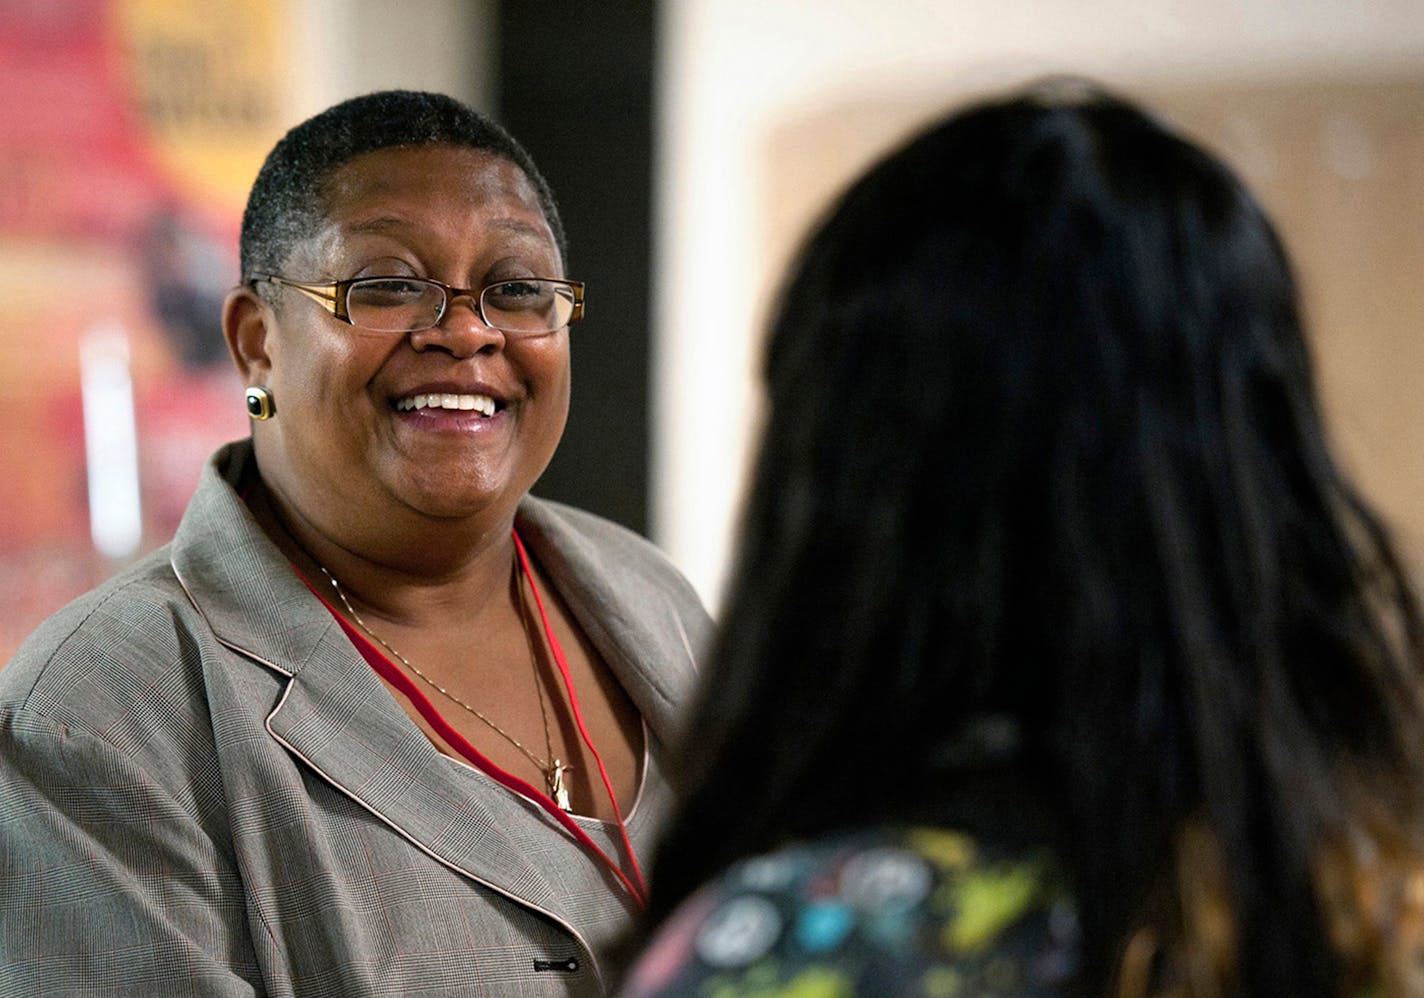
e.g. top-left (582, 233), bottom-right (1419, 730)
top-left (171, 441), bottom-right (698, 746)
top-left (169, 440), bottom-right (677, 938)
top-left (511, 497), bottom-right (700, 745)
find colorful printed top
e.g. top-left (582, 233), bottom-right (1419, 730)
top-left (620, 827), bottom-right (1080, 997)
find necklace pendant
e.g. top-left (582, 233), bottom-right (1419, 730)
top-left (549, 760), bottom-right (572, 811)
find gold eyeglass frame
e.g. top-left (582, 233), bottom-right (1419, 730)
top-left (249, 274), bottom-right (586, 332)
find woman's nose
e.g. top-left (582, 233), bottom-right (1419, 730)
top-left (408, 294), bottom-right (505, 357)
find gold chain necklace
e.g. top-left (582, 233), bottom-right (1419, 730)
top-left (318, 565), bottom-right (574, 810)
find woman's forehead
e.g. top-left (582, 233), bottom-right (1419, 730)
top-left (302, 145), bottom-right (558, 265)
top-left (326, 144), bottom-right (539, 201)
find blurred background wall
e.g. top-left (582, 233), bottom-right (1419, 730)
top-left (656, 0), bottom-right (1424, 606)
top-left (0, 0), bottom-right (1420, 658)
top-left (0, 0), bottom-right (293, 657)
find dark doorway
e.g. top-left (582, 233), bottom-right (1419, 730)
top-left (496, 3), bottom-right (657, 536)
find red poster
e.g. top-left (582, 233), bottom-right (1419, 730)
top-left (0, 0), bottom-right (287, 660)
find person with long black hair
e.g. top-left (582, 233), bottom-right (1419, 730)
top-left (622, 81), bottom-right (1424, 996)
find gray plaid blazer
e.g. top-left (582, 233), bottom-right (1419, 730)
top-left (0, 441), bottom-right (710, 997)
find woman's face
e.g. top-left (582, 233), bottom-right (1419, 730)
top-left (249, 144), bottom-right (571, 545)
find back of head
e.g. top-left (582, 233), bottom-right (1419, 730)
top-left (652, 81), bottom-right (1424, 994)
top-left (240, 89), bottom-right (566, 281)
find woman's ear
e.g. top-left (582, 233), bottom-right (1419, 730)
top-left (223, 285), bottom-right (273, 384)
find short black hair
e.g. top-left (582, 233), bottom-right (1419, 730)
top-left (240, 90), bottom-right (566, 284)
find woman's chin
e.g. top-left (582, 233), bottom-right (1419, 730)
top-left (375, 434), bottom-right (555, 527)
top-left (388, 472), bottom-right (529, 526)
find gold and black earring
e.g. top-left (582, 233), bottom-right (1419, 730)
top-left (244, 386), bottom-right (275, 420)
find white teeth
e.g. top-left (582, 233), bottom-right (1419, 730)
top-left (396, 393), bottom-right (497, 416)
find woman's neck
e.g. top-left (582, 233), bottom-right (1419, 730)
top-left (246, 469), bottom-right (520, 628)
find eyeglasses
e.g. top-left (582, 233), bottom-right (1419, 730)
top-left (249, 274), bottom-right (585, 335)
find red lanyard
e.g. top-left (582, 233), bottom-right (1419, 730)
top-left (299, 530), bottom-right (647, 907)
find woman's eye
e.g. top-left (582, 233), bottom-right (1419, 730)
top-left (491, 280), bottom-right (539, 297)
top-left (359, 278), bottom-right (427, 298)
top-left (484, 280), bottom-right (552, 310)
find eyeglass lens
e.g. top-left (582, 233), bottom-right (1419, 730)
top-left (345, 278), bottom-right (575, 334)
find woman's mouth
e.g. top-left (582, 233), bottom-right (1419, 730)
top-left (395, 392), bottom-right (498, 417)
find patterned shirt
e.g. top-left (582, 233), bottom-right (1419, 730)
top-left (621, 827), bottom-right (1080, 997)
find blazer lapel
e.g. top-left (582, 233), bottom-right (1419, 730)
top-left (261, 621), bottom-right (589, 924)
top-left (513, 497), bottom-right (705, 749)
top-left (169, 442), bottom-right (598, 932)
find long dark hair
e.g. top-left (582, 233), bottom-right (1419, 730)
top-left (646, 83), bottom-right (1424, 994)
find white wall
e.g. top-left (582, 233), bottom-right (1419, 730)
top-left (290, 0), bottom-right (495, 118)
top-left (653, 0), bottom-right (1424, 608)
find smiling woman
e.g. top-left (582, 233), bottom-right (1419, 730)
top-left (0, 91), bottom-right (710, 997)
top-left (233, 144), bottom-right (577, 541)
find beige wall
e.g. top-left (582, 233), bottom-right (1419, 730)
top-left (1149, 80), bottom-right (1424, 574)
top-left (288, 0), bottom-right (494, 120)
top-left (654, 0), bottom-right (1424, 607)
